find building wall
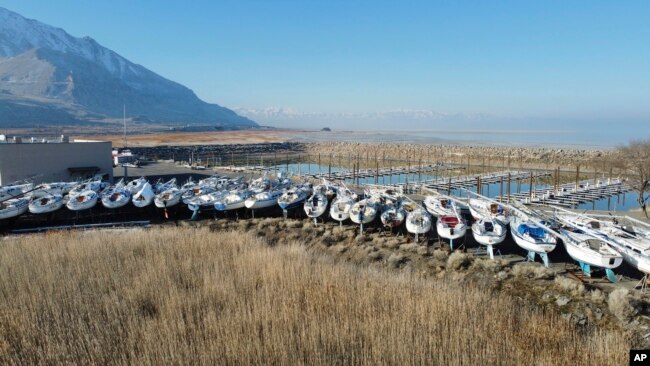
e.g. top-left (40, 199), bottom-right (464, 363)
top-left (0, 142), bottom-right (113, 185)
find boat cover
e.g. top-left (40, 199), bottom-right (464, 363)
top-left (517, 224), bottom-right (545, 239)
top-left (440, 215), bottom-right (459, 225)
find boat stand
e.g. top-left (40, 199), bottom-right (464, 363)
top-left (190, 209), bottom-right (199, 221)
top-left (635, 275), bottom-right (648, 292)
top-left (579, 262), bottom-right (591, 277)
top-left (487, 245), bottom-right (494, 260)
top-left (527, 251), bottom-right (550, 268)
top-left (282, 209), bottom-right (287, 219)
top-left (605, 269), bottom-right (617, 283)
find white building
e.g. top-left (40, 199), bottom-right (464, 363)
top-left (0, 136), bottom-right (113, 185)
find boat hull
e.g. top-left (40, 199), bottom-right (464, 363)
top-left (436, 222), bottom-right (467, 240)
top-left (471, 224), bottom-right (506, 246)
top-left (0, 198), bottom-right (29, 219)
top-left (510, 226), bottom-right (556, 253)
top-left (564, 241), bottom-right (623, 269)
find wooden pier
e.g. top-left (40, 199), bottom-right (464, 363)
top-left (494, 178), bottom-right (631, 208)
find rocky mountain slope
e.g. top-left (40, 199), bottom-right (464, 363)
top-left (0, 7), bottom-right (256, 128)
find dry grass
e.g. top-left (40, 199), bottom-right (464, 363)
top-left (0, 228), bottom-right (630, 365)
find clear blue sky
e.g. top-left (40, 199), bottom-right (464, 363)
top-left (1, 0), bottom-right (648, 125)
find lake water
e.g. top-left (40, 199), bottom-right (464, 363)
top-left (289, 126), bottom-right (640, 149)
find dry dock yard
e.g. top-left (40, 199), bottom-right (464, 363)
top-left (1, 143), bottom-right (649, 364)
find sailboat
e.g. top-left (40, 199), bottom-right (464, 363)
top-left (278, 183), bottom-right (312, 210)
top-left (245, 176), bottom-right (290, 210)
top-left (509, 214), bottom-right (557, 267)
top-left (330, 191), bottom-right (355, 223)
top-left (0, 197), bottom-right (29, 219)
top-left (424, 194), bottom-right (455, 217)
top-left (558, 225), bottom-right (623, 281)
top-left (66, 190), bottom-right (99, 211)
top-left (553, 207), bottom-right (647, 279)
top-left (304, 182), bottom-right (330, 220)
top-left (125, 177), bottom-right (148, 195)
top-left (101, 179), bottom-right (132, 209)
top-left (155, 179), bottom-right (182, 208)
top-left (0, 183), bottom-right (33, 202)
top-left (405, 207), bottom-right (433, 241)
top-left (29, 194), bottom-right (65, 214)
top-left (380, 195), bottom-right (406, 229)
top-left (471, 218), bottom-right (507, 259)
top-left (435, 199), bottom-right (467, 250)
top-left (468, 197), bottom-right (510, 226)
top-left (132, 181), bottom-right (155, 208)
top-left (350, 192), bottom-right (380, 231)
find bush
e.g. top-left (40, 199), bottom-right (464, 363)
top-left (608, 288), bottom-right (637, 322)
top-left (512, 264), bottom-right (555, 280)
top-left (446, 252), bottom-right (473, 271)
top-left (554, 276), bottom-right (585, 296)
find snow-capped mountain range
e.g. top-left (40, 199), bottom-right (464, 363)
top-left (0, 7), bottom-right (256, 127)
top-left (234, 107), bottom-right (490, 129)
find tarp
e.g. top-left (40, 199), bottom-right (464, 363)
top-left (517, 224), bottom-right (545, 239)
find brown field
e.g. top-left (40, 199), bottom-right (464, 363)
top-left (74, 129), bottom-right (308, 147)
top-left (0, 227), bottom-right (629, 365)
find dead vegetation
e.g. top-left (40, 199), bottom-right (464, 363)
top-left (0, 227), bottom-right (632, 365)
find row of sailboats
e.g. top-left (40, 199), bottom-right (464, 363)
top-left (4, 174), bottom-right (650, 282)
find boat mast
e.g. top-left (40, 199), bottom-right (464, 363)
top-left (123, 104), bottom-right (127, 149)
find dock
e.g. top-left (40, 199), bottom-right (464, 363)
top-left (362, 170), bottom-right (550, 194)
top-left (494, 178), bottom-right (631, 208)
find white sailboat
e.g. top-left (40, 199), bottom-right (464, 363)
top-left (29, 194), bottom-right (64, 214)
top-left (330, 193), bottom-right (354, 224)
top-left (278, 184), bottom-right (312, 210)
top-left (558, 226), bottom-right (623, 281)
top-left (101, 180), bottom-right (132, 209)
top-left (125, 177), bottom-right (148, 195)
top-left (350, 195), bottom-right (380, 233)
top-left (553, 208), bottom-right (650, 278)
top-left (214, 189), bottom-right (254, 212)
top-left (468, 197), bottom-right (511, 226)
top-left (509, 215), bottom-right (557, 267)
top-left (132, 181), bottom-right (155, 208)
top-left (471, 218), bottom-right (507, 259)
top-left (66, 190), bottom-right (99, 211)
top-left (0, 197), bottom-right (29, 219)
top-left (0, 183), bottom-right (33, 202)
top-left (405, 207), bottom-right (432, 242)
top-left (380, 197), bottom-right (406, 229)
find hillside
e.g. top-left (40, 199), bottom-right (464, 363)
top-left (0, 7), bottom-right (256, 128)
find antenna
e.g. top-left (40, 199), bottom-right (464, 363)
top-left (123, 104), bottom-right (127, 149)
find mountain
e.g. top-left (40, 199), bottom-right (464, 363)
top-left (234, 107), bottom-right (489, 129)
top-left (0, 7), bottom-right (256, 128)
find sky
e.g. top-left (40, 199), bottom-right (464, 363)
top-left (0, 0), bottom-right (648, 132)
